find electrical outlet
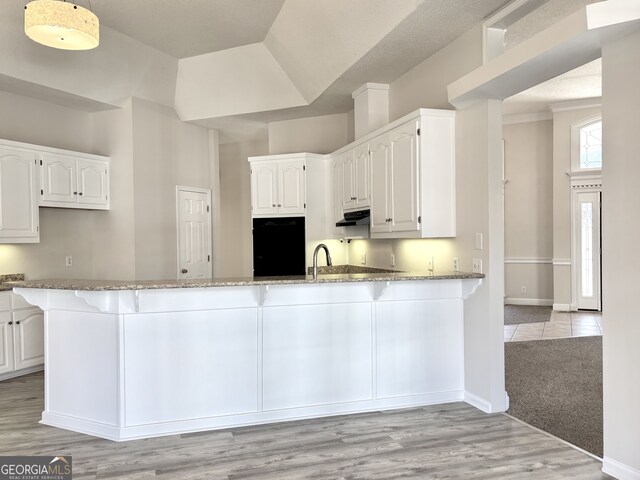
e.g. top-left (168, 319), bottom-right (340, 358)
top-left (452, 257), bottom-right (459, 272)
top-left (472, 258), bottom-right (482, 274)
top-left (427, 256), bottom-right (434, 272)
top-left (521, 286), bottom-right (527, 294)
top-left (360, 253), bottom-right (367, 265)
top-left (390, 253), bottom-right (395, 267)
top-left (65, 256), bottom-right (73, 267)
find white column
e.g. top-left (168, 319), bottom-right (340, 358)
top-left (601, 28), bottom-right (640, 479)
top-left (455, 99), bottom-right (507, 413)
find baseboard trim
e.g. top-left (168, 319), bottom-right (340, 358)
top-left (505, 298), bottom-right (553, 306)
top-left (464, 391), bottom-right (493, 413)
top-left (603, 456), bottom-right (640, 480)
top-left (0, 365), bottom-right (44, 382)
top-left (553, 303), bottom-right (571, 311)
top-left (43, 391), bottom-right (465, 441)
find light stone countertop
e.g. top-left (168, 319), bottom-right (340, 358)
top-left (9, 271), bottom-right (483, 291)
top-left (0, 274), bottom-right (25, 291)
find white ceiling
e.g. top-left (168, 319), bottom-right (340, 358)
top-left (92, 0), bottom-right (286, 59)
top-left (2, 0), bottom-right (604, 140)
top-left (503, 59), bottom-right (601, 115)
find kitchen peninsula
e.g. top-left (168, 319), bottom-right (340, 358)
top-left (13, 271), bottom-right (482, 441)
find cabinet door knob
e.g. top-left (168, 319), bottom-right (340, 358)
top-left (181, 268), bottom-right (188, 274)
top-left (278, 204), bottom-right (282, 207)
top-left (15, 321), bottom-right (20, 325)
top-left (272, 204), bottom-right (276, 207)
top-left (73, 192), bottom-right (78, 195)
top-left (79, 192), bottom-right (83, 196)
top-left (8, 321), bottom-right (12, 325)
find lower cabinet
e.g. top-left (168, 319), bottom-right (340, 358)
top-left (0, 292), bottom-right (44, 380)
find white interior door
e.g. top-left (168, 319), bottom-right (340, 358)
top-left (574, 190), bottom-right (601, 310)
top-left (176, 187), bottom-right (212, 279)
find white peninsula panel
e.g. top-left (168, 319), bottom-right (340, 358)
top-left (263, 303), bottom-right (373, 411)
top-left (123, 308), bottom-right (259, 426)
top-left (15, 274), bottom-right (482, 441)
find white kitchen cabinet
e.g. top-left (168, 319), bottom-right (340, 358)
top-left (40, 153), bottom-right (109, 210)
top-left (369, 133), bottom-right (391, 233)
top-left (340, 145), bottom-right (370, 211)
top-left (0, 291), bottom-right (44, 380)
top-left (372, 120), bottom-right (421, 234)
top-left (330, 156), bottom-right (345, 235)
top-left (0, 311), bottom-right (14, 375)
top-left (249, 155), bottom-right (305, 217)
top-left (368, 110), bottom-right (455, 239)
top-left (0, 143), bottom-right (39, 243)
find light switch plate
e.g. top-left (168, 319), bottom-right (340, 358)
top-left (472, 258), bottom-right (482, 274)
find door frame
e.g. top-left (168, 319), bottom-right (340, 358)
top-left (570, 176), bottom-right (602, 311)
top-left (175, 186), bottom-right (213, 279)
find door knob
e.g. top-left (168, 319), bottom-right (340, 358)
top-left (8, 321), bottom-right (12, 325)
top-left (15, 321), bottom-right (20, 325)
top-left (181, 268), bottom-right (188, 274)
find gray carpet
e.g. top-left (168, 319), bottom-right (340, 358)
top-left (505, 336), bottom-right (603, 458)
top-left (504, 304), bottom-right (552, 325)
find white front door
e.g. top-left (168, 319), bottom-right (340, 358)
top-left (176, 187), bottom-right (212, 279)
top-left (574, 190), bottom-right (601, 310)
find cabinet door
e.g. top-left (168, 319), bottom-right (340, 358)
top-left (353, 144), bottom-right (370, 208)
top-left (251, 163), bottom-right (278, 216)
top-left (341, 150), bottom-right (356, 210)
top-left (278, 160), bottom-right (305, 215)
top-left (41, 153), bottom-right (77, 204)
top-left (331, 157), bottom-right (345, 234)
top-left (0, 146), bottom-right (39, 243)
top-left (369, 134), bottom-right (391, 233)
top-left (0, 312), bottom-right (14, 375)
top-left (389, 121), bottom-right (420, 233)
top-left (77, 159), bottom-right (109, 208)
top-left (13, 307), bottom-right (44, 371)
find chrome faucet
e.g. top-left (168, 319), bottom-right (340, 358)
top-left (312, 243), bottom-right (332, 280)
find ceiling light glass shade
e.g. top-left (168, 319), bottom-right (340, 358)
top-left (25, 0), bottom-right (99, 50)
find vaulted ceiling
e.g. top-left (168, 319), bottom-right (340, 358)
top-left (1, 0), bottom-right (509, 132)
top-left (1, 0), bottom-right (603, 139)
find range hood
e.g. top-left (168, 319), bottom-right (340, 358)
top-left (336, 209), bottom-right (370, 227)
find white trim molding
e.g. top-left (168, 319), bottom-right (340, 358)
top-left (505, 257), bottom-right (552, 264)
top-left (505, 298), bottom-right (553, 306)
top-left (549, 97), bottom-right (601, 113)
top-left (553, 303), bottom-right (571, 312)
top-left (502, 112), bottom-right (552, 125)
top-left (603, 456), bottom-right (640, 480)
top-left (464, 391), bottom-right (493, 413)
top-left (552, 259), bottom-right (572, 266)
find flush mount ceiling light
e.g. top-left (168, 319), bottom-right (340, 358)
top-left (24, 0), bottom-right (99, 50)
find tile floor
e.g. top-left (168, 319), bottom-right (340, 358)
top-left (505, 310), bottom-right (603, 342)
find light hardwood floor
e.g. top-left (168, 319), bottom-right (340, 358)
top-left (0, 373), bottom-right (610, 479)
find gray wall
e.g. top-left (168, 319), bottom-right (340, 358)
top-left (503, 119), bottom-right (553, 304)
top-left (0, 92), bottom-right (212, 280)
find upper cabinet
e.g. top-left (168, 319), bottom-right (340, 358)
top-left (332, 108), bottom-right (455, 239)
top-left (0, 143), bottom-right (39, 244)
top-left (369, 111), bottom-right (455, 239)
top-left (339, 145), bottom-right (370, 212)
top-left (40, 152), bottom-right (110, 210)
top-left (0, 138), bottom-right (110, 244)
top-left (250, 156), bottom-right (306, 217)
